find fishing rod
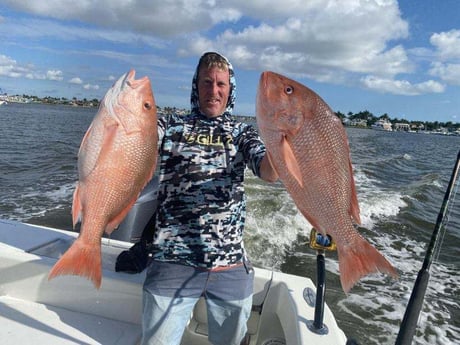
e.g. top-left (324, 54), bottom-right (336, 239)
top-left (395, 150), bottom-right (460, 345)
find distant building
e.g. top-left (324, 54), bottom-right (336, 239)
top-left (348, 119), bottom-right (368, 128)
top-left (394, 123), bottom-right (410, 131)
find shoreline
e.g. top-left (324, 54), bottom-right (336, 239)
top-left (2, 99), bottom-right (459, 134)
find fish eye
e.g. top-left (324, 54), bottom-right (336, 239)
top-left (144, 102), bottom-right (152, 110)
top-left (285, 85), bottom-right (294, 95)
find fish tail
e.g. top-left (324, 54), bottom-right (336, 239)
top-left (48, 238), bottom-right (102, 289)
top-left (338, 236), bottom-right (398, 293)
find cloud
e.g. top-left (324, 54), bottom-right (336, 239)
top-left (0, 17), bottom-right (166, 48)
top-left (361, 76), bottom-right (445, 95)
top-left (0, 54), bottom-right (32, 78)
top-left (0, 55), bottom-right (66, 82)
top-left (46, 70), bottom-right (63, 81)
top-left (429, 62), bottom-right (460, 86)
top-left (83, 83), bottom-right (99, 90)
top-left (430, 30), bottom-right (460, 60)
top-left (69, 77), bottom-right (83, 84)
top-left (181, 0), bottom-right (410, 81)
top-left (2, 1), bottom-right (412, 82)
top-left (1, 0), bottom-right (457, 100)
top-left (427, 30), bottom-right (460, 86)
top-left (2, 0), bottom-right (241, 37)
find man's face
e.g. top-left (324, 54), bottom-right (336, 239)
top-left (197, 66), bottom-right (230, 118)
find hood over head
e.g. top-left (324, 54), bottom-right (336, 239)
top-left (191, 52), bottom-right (236, 116)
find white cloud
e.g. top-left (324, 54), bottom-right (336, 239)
top-left (3, 0), bottom-right (241, 37)
top-left (0, 55), bottom-right (58, 81)
top-left (83, 83), bottom-right (99, 90)
top-left (69, 77), bottom-right (83, 84)
top-left (2, 1), bottom-right (411, 82)
top-left (361, 76), bottom-right (445, 95)
top-left (46, 70), bottom-right (63, 81)
top-left (429, 62), bottom-right (460, 86)
top-left (427, 30), bottom-right (460, 86)
top-left (430, 30), bottom-right (460, 60)
top-left (2, 0), bottom-right (457, 99)
top-left (0, 54), bottom-right (31, 78)
top-left (182, 0), bottom-right (410, 81)
top-left (0, 17), bottom-right (166, 48)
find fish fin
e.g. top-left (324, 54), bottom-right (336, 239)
top-left (281, 135), bottom-right (303, 187)
top-left (78, 118), bottom-right (118, 180)
top-left (78, 122), bottom-right (119, 182)
top-left (48, 238), bottom-right (102, 289)
top-left (77, 123), bottom-right (100, 178)
top-left (338, 234), bottom-right (398, 293)
top-left (78, 123), bottom-right (94, 156)
top-left (71, 184), bottom-right (82, 228)
top-left (265, 151), bottom-right (281, 178)
top-left (348, 159), bottom-right (361, 225)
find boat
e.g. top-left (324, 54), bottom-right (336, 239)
top-left (371, 119), bottom-right (392, 131)
top-left (0, 177), bottom-right (350, 345)
top-left (0, 100), bottom-right (7, 106)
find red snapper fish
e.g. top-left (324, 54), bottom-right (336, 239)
top-left (48, 70), bottom-right (158, 288)
top-left (256, 71), bottom-right (398, 293)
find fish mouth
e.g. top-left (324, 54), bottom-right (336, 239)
top-left (124, 70), bottom-right (150, 90)
top-left (122, 69), bottom-right (136, 89)
top-left (111, 70), bottom-right (150, 95)
top-left (103, 69), bottom-right (150, 119)
top-left (104, 69), bottom-right (151, 107)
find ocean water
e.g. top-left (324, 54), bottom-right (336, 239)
top-left (1, 102), bottom-right (459, 345)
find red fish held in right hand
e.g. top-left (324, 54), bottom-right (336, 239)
top-left (256, 71), bottom-right (398, 293)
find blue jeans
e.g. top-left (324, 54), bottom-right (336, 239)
top-left (141, 261), bottom-right (254, 345)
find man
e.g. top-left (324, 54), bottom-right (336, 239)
top-left (141, 52), bottom-right (278, 345)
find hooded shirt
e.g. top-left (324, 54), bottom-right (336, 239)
top-left (152, 52), bottom-right (266, 268)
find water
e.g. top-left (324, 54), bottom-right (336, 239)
top-left (1, 102), bottom-right (459, 345)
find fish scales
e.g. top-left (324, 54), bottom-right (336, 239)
top-left (48, 70), bottom-right (158, 288)
top-left (256, 71), bottom-right (397, 293)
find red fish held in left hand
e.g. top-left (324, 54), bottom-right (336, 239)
top-left (256, 71), bottom-right (398, 293)
top-left (48, 70), bottom-right (158, 288)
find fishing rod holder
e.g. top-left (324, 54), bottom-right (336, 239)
top-left (305, 228), bottom-right (336, 335)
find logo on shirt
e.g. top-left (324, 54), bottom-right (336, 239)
top-left (185, 134), bottom-right (233, 148)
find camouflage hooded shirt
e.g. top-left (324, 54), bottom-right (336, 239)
top-left (151, 53), bottom-right (266, 268)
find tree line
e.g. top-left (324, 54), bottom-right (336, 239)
top-left (6, 93), bottom-right (460, 131)
top-left (335, 110), bottom-right (459, 131)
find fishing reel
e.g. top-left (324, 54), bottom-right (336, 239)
top-left (309, 228), bottom-right (337, 252)
top-left (305, 228), bottom-right (337, 335)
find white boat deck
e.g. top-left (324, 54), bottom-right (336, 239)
top-left (0, 220), bottom-right (144, 344)
top-left (0, 295), bottom-right (140, 344)
top-left (0, 219), bottom-right (348, 345)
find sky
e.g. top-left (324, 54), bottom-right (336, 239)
top-left (0, 0), bottom-right (459, 123)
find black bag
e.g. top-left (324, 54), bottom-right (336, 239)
top-left (115, 240), bottom-right (151, 273)
top-left (115, 213), bottom-right (156, 273)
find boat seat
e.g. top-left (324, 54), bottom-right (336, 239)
top-left (183, 269), bottom-right (272, 342)
top-left (189, 298), bottom-right (261, 337)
